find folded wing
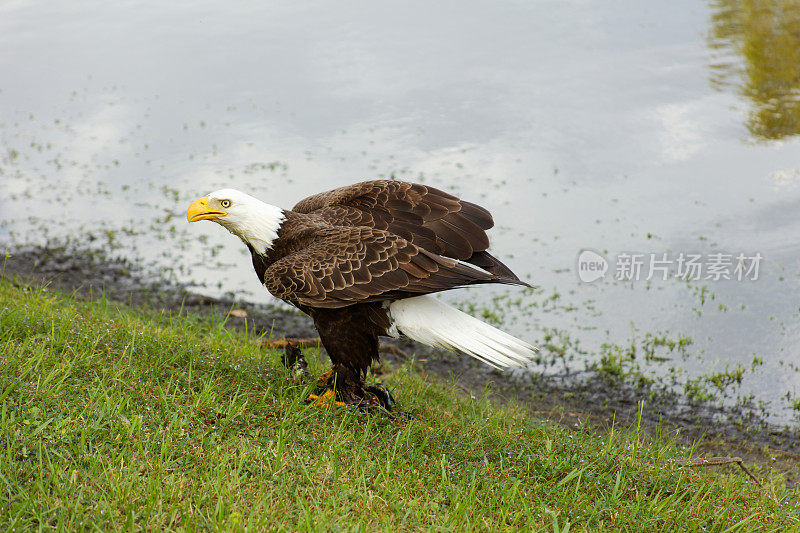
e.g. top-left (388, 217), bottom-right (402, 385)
top-left (292, 180), bottom-right (523, 282)
top-left (263, 227), bottom-right (523, 309)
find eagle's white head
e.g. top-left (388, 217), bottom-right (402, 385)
top-left (187, 188), bottom-right (285, 254)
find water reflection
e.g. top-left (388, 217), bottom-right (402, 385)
top-left (709, 0), bottom-right (800, 140)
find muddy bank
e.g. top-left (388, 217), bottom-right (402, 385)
top-left (3, 242), bottom-right (800, 484)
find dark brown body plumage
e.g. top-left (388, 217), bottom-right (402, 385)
top-left (249, 180), bottom-right (527, 399)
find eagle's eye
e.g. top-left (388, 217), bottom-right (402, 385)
top-left (220, 199), bottom-right (232, 208)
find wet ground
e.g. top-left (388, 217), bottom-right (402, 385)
top-left (4, 243), bottom-right (800, 486)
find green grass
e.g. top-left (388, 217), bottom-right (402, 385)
top-left (0, 277), bottom-right (797, 531)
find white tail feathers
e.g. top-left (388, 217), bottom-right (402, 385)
top-left (387, 295), bottom-right (537, 369)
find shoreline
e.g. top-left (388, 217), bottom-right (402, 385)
top-left (4, 242), bottom-right (800, 483)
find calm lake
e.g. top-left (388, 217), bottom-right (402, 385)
top-left (2, 1), bottom-right (799, 422)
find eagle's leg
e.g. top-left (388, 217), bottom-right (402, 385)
top-left (304, 303), bottom-right (395, 411)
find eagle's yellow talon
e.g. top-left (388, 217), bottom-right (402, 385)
top-left (307, 388), bottom-right (345, 408)
top-left (316, 369), bottom-right (335, 387)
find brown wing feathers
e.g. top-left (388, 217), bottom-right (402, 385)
top-left (293, 180), bottom-right (520, 281)
top-left (264, 227), bottom-right (517, 309)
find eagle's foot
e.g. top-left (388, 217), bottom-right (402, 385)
top-left (281, 344), bottom-right (311, 381)
top-left (316, 369), bottom-right (335, 388)
top-left (307, 388), bottom-right (346, 408)
top-left (310, 369), bottom-right (395, 412)
top-left (364, 383), bottom-right (395, 411)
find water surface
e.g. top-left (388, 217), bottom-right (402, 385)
top-left (2, 1), bottom-right (800, 421)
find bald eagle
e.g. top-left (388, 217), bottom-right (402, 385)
top-left (187, 180), bottom-right (536, 409)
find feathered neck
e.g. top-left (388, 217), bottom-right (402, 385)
top-left (217, 199), bottom-right (286, 255)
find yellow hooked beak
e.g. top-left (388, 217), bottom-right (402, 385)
top-left (186, 196), bottom-right (227, 222)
